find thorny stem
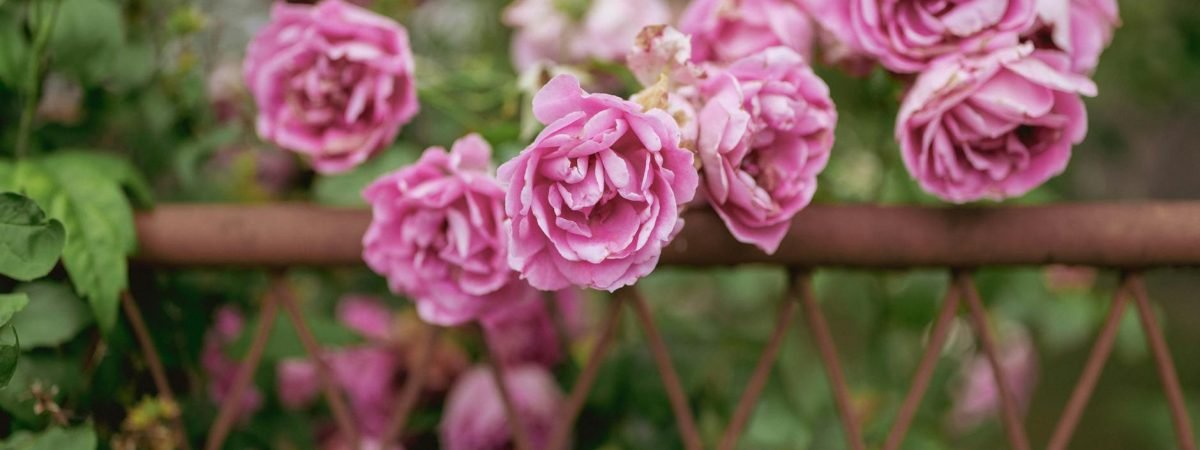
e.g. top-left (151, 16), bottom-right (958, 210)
top-left (15, 0), bottom-right (60, 159)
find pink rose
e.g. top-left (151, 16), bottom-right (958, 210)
top-left (277, 348), bottom-right (399, 436)
top-left (896, 45), bottom-right (1096, 202)
top-left (696, 48), bottom-right (836, 253)
top-left (498, 74), bottom-right (698, 291)
top-left (504, 0), bottom-right (670, 72)
top-left (482, 289), bottom-right (584, 368)
top-left (806, 0), bottom-right (1036, 73)
top-left (952, 327), bottom-right (1038, 432)
top-left (364, 134), bottom-right (524, 326)
top-left (201, 307), bottom-right (263, 421)
top-left (336, 295), bottom-right (395, 341)
top-left (1026, 0), bottom-right (1119, 73)
top-left (679, 0), bottom-right (815, 63)
top-left (244, 0), bottom-right (418, 173)
top-left (440, 365), bottom-right (563, 450)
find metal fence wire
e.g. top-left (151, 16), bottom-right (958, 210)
top-left (121, 203), bottom-right (1200, 450)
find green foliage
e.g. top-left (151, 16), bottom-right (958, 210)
top-left (10, 282), bottom-right (92, 349)
top-left (0, 425), bottom-right (96, 450)
top-left (0, 193), bottom-right (65, 281)
top-left (312, 145), bottom-right (419, 207)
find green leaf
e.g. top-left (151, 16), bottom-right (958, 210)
top-left (229, 311), bottom-right (361, 361)
top-left (0, 355), bottom-right (80, 423)
top-left (313, 145), bottom-right (419, 207)
top-left (49, 0), bottom-right (124, 83)
top-left (0, 154), bottom-right (147, 335)
top-left (0, 8), bottom-right (28, 87)
top-left (0, 326), bottom-right (17, 388)
top-left (0, 293), bottom-right (29, 328)
top-left (11, 282), bottom-right (92, 348)
top-left (0, 193), bottom-right (66, 281)
top-left (0, 424), bottom-right (97, 450)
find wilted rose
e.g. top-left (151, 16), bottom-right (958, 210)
top-left (244, 0), bottom-right (418, 173)
top-left (806, 0), bottom-right (1036, 73)
top-left (499, 74), bottom-right (698, 291)
top-left (364, 134), bottom-right (524, 326)
top-left (696, 47), bottom-right (836, 253)
top-left (896, 44), bottom-right (1096, 202)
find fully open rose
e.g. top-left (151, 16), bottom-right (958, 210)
top-left (678, 0), bottom-right (815, 63)
top-left (363, 134), bottom-right (524, 326)
top-left (806, 0), bottom-right (1036, 73)
top-left (499, 74), bottom-right (698, 291)
top-left (696, 47), bottom-right (837, 254)
top-left (244, 0), bottom-right (418, 173)
top-left (896, 44), bottom-right (1097, 203)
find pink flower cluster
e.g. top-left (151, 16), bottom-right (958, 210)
top-left (200, 307), bottom-right (263, 422)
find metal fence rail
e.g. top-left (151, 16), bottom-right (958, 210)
top-left (121, 203), bottom-right (1200, 450)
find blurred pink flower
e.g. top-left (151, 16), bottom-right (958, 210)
top-left (805, 0), bottom-right (1036, 73)
top-left (498, 74), bottom-right (698, 291)
top-left (208, 60), bottom-right (246, 123)
top-left (504, 0), bottom-right (670, 72)
top-left (363, 134), bottom-right (525, 326)
top-left (244, 0), bottom-right (418, 173)
top-left (482, 289), bottom-right (584, 368)
top-left (952, 328), bottom-right (1038, 432)
top-left (696, 47), bottom-right (836, 253)
top-left (201, 307), bottom-right (263, 421)
top-left (679, 0), bottom-right (814, 64)
top-left (1026, 0), bottom-right (1120, 73)
top-left (440, 365), bottom-right (563, 450)
top-left (896, 44), bottom-right (1096, 203)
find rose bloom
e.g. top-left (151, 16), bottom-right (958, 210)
top-left (364, 134), bottom-right (525, 326)
top-left (952, 327), bottom-right (1038, 432)
top-left (498, 74), bottom-right (698, 291)
top-left (503, 0), bottom-right (670, 72)
top-left (1026, 0), bottom-right (1120, 73)
top-left (696, 47), bottom-right (836, 254)
top-left (805, 0), bottom-right (1036, 73)
top-left (482, 289), bottom-right (584, 368)
top-left (679, 0), bottom-right (814, 63)
top-left (440, 365), bottom-right (563, 450)
top-left (896, 44), bottom-right (1096, 203)
top-left (244, 0), bottom-right (418, 173)
top-left (201, 307), bottom-right (263, 422)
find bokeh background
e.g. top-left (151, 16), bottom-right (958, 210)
top-left (0, 0), bottom-right (1198, 448)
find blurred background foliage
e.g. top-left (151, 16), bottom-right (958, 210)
top-left (0, 0), bottom-right (1198, 449)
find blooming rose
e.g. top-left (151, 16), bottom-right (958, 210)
top-left (499, 74), bottom-right (698, 291)
top-left (440, 365), bottom-right (563, 450)
top-left (1026, 0), bottom-right (1119, 73)
top-left (952, 326), bottom-right (1037, 432)
top-left (805, 0), bottom-right (1036, 73)
top-left (201, 307), bottom-right (263, 422)
top-left (504, 0), bottom-right (670, 72)
top-left (679, 0), bottom-right (814, 63)
top-left (896, 45), bottom-right (1096, 203)
top-left (696, 47), bottom-right (836, 254)
top-left (482, 289), bottom-right (584, 367)
top-left (364, 134), bottom-right (525, 326)
top-left (244, 0), bottom-right (418, 173)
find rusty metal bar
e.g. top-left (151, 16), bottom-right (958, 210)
top-left (381, 325), bottom-right (440, 444)
top-left (547, 297), bottom-right (624, 450)
top-left (717, 295), bottom-right (798, 450)
top-left (623, 287), bottom-right (705, 450)
top-left (120, 292), bottom-right (192, 450)
top-left (955, 272), bottom-right (1031, 450)
top-left (274, 276), bottom-right (361, 448)
top-left (1128, 275), bottom-right (1198, 450)
top-left (882, 283), bottom-right (961, 450)
top-left (485, 333), bottom-right (534, 450)
top-left (205, 291), bottom-right (278, 450)
top-left (796, 271), bottom-right (867, 450)
top-left (133, 203), bottom-right (1200, 268)
top-left (1046, 276), bottom-right (1132, 450)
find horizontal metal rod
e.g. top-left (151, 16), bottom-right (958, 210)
top-left (133, 202), bottom-right (1200, 268)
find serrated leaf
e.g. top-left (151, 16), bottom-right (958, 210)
top-left (0, 193), bottom-right (66, 281)
top-left (0, 293), bottom-right (29, 328)
top-left (0, 326), bottom-right (18, 388)
top-left (11, 282), bottom-right (91, 348)
top-left (0, 424), bottom-right (97, 450)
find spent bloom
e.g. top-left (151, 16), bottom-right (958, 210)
top-left (679, 0), bottom-right (815, 64)
top-left (504, 0), bottom-right (670, 72)
top-left (201, 307), bottom-right (263, 422)
top-left (364, 134), bottom-right (525, 326)
top-left (805, 0), bottom-right (1036, 73)
top-left (896, 44), bottom-right (1096, 203)
top-left (244, 0), bottom-right (418, 173)
top-left (498, 74), bottom-right (698, 291)
top-left (696, 47), bottom-right (837, 253)
top-left (1026, 0), bottom-right (1120, 73)
top-left (440, 365), bottom-right (563, 450)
